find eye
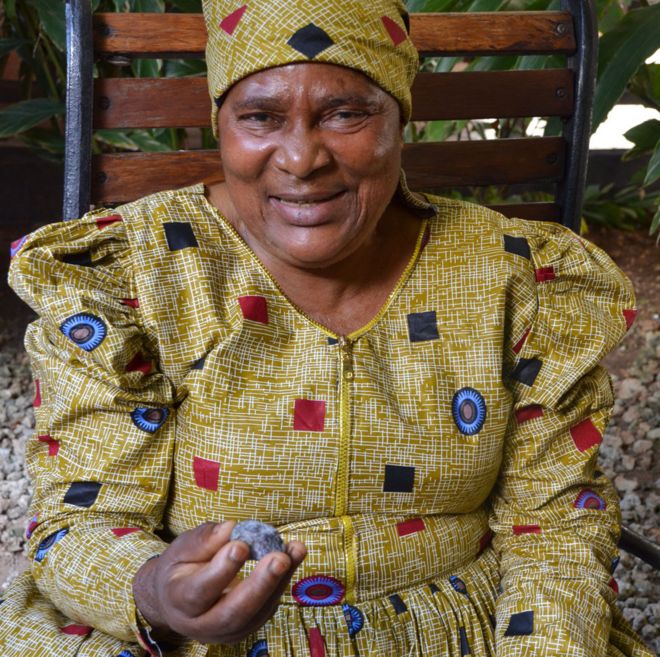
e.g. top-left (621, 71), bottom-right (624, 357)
top-left (238, 112), bottom-right (279, 128)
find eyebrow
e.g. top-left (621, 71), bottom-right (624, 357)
top-left (232, 94), bottom-right (381, 112)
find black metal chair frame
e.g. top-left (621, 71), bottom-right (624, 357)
top-left (62, 0), bottom-right (659, 570)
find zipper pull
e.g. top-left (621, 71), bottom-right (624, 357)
top-left (337, 336), bottom-right (354, 381)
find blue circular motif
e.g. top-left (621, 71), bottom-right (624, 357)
top-left (292, 575), bottom-right (345, 606)
top-left (574, 489), bottom-right (606, 510)
top-left (449, 575), bottom-right (468, 596)
top-left (25, 514), bottom-right (39, 540)
top-left (452, 388), bottom-right (486, 435)
top-left (131, 407), bottom-right (169, 433)
top-left (35, 528), bottom-right (69, 563)
top-left (118, 651), bottom-right (137, 657)
top-left (342, 603), bottom-right (364, 637)
top-left (60, 313), bottom-right (107, 351)
top-left (248, 640), bottom-right (269, 657)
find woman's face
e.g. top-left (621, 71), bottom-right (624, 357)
top-left (216, 62), bottom-right (404, 271)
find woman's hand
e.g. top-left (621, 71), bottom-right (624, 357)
top-left (132, 521), bottom-right (307, 645)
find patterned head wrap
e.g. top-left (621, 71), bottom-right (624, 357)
top-left (202, 0), bottom-right (419, 136)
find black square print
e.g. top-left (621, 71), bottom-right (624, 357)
top-left (407, 311), bottom-right (439, 343)
top-left (383, 464), bottom-right (415, 493)
top-left (164, 222), bottom-right (199, 251)
top-left (510, 358), bottom-right (543, 387)
top-left (503, 235), bottom-right (531, 260)
top-left (63, 481), bottom-right (102, 508)
top-left (504, 610), bottom-right (534, 636)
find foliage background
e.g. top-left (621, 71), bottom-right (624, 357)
top-left (0, 0), bottom-right (658, 232)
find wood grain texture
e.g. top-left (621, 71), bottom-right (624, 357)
top-left (93, 11), bottom-right (575, 57)
top-left (92, 69), bottom-right (574, 129)
top-left (91, 138), bottom-right (564, 204)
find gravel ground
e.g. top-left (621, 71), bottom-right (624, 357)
top-left (0, 321), bottom-right (658, 653)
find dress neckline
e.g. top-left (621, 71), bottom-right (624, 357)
top-left (195, 183), bottom-right (432, 341)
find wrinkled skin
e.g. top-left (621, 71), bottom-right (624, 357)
top-left (207, 62), bottom-right (422, 335)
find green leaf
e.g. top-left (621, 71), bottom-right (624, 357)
top-left (623, 118), bottom-right (660, 159)
top-left (408, 0), bottom-right (462, 11)
top-left (0, 98), bottom-right (64, 138)
top-left (628, 64), bottom-right (660, 112)
top-left (0, 38), bottom-right (30, 58)
top-left (128, 130), bottom-right (172, 152)
top-left (644, 138), bottom-right (660, 186)
top-left (166, 0), bottom-right (202, 11)
top-left (5, 0), bottom-right (17, 20)
top-left (94, 129), bottom-right (140, 150)
top-left (130, 0), bottom-right (166, 10)
top-left (649, 205), bottom-right (660, 238)
top-left (26, 0), bottom-right (66, 51)
top-left (164, 59), bottom-right (207, 77)
top-left (19, 127), bottom-right (65, 156)
top-left (593, 4), bottom-right (660, 130)
top-left (131, 58), bottom-right (162, 78)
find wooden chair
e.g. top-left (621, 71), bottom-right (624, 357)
top-left (62, 0), bottom-right (659, 569)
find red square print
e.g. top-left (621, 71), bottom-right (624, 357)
top-left (33, 379), bottom-right (41, 407)
top-left (623, 309), bottom-right (637, 331)
top-left (111, 527), bottom-right (141, 537)
top-left (193, 456), bottom-right (220, 491)
top-left (515, 405), bottom-right (544, 424)
top-left (570, 418), bottom-right (602, 452)
top-left (60, 625), bottom-right (93, 636)
top-left (95, 214), bottom-right (123, 230)
top-left (512, 327), bottom-right (531, 354)
top-left (38, 434), bottom-right (59, 456)
top-left (512, 524), bottom-right (541, 535)
top-left (125, 352), bottom-right (152, 375)
top-left (396, 518), bottom-right (426, 537)
top-left (534, 266), bottom-right (556, 283)
top-left (238, 296), bottom-right (269, 324)
top-left (293, 399), bottom-right (326, 432)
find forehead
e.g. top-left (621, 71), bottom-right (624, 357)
top-left (223, 62), bottom-right (393, 107)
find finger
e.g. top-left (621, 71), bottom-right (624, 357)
top-left (195, 549), bottom-right (296, 638)
top-left (215, 541), bottom-right (307, 644)
top-left (166, 521), bottom-right (236, 565)
top-left (168, 538), bottom-right (250, 617)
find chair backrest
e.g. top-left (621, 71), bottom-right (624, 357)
top-left (63, 0), bottom-right (597, 232)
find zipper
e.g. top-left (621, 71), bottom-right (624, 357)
top-left (336, 336), bottom-right (353, 515)
top-left (337, 335), bottom-right (356, 603)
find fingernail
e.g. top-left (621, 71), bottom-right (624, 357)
top-left (229, 543), bottom-right (246, 562)
top-left (269, 558), bottom-right (288, 575)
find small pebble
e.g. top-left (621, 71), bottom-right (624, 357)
top-left (230, 520), bottom-right (285, 561)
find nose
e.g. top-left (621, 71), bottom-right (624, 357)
top-left (273, 122), bottom-right (332, 179)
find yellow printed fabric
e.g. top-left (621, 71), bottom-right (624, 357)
top-left (1, 185), bottom-right (653, 657)
top-left (203, 0), bottom-right (418, 134)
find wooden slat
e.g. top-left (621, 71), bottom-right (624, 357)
top-left (411, 12), bottom-right (574, 55)
top-left (411, 70), bottom-right (573, 121)
top-left (93, 69), bottom-right (574, 129)
top-left (402, 138), bottom-right (564, 189)
top-left (92, 137), bottom-right (564, 204)
top-left (93, 11), bottom-right (575, 58)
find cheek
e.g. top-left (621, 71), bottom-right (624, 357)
top-left (220, 131), bottom-right (273, 183)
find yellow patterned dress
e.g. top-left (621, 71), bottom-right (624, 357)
top-left (1, 184), bottom-right (653, 657)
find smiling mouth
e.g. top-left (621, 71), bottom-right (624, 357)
top-left (271, 191), bottom-right (344, 206)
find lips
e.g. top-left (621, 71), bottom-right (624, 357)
top-left (268, 190), bottom-right (347, 226)
top-left (270, 191), bottom-right (344, 205)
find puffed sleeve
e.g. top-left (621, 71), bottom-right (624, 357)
top-left (8, 211), bottom-right (179, 647)
top-left (490, 219), bottom-right (637, 656)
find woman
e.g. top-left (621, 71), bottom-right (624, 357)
top-left (0, 0), bottom-right (653, 655)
